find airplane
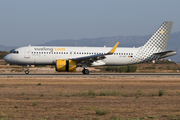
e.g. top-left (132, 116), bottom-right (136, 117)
top-left (4, 21), bottom-right (176, 74)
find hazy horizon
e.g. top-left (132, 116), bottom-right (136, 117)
top-left (0, 0), bottom-right (180, 46)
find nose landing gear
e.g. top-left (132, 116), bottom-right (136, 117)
top-left (25, 65), bottom-right (29, 74)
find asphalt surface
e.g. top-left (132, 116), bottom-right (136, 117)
top-left (0, 73), bottom-right (180, 78)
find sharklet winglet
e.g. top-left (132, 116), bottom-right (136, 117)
top-left (106, 42), bottom-right (119, 55)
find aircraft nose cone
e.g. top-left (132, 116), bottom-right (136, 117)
top-left (4, 54), bottom-right (11, 63)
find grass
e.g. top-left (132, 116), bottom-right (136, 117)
top-left (40, 93), bottom-right (44, 97)
top-left (99, 91), bottom-right (110, 96)
top-left (26, 96), bottom-right (30, 100)
top-left (21, 92), bottom-right (25, 95)
top-left (79, 91), bottom-right (87, 96)
top-left (0, 117), bottom-right (8, 120)
top-left (135, 89), bottom-right (143, 96)
top-left (158, 89), bottom-right (164, 96)
top-left (59, 91), bottom-right (63, 96)
top-left (33, 101), bottom-right (38, 106)
top-left (110, 116), bottom-right (157, 120)
top-left (14, 105), bottom-right (18, 108)
top-left (37, 83), bottom-right (41, 85)
top-left (95, 108), bottom-right (109, 115)
top-left (99, 90), bottom-right (119, 96)
top-left (0, 77), bottom-right (180, 119)
top-left (36, 118), bottom-right (47, 120)
top-left (88, 89), bottom-right (96, 97)
top-left (147, 116), bottom-right (156, 118)
top-left (65, 95), bottom-right (70, 97)
top-left (168, 115), bottom-right (176, 117)
top-left (0, 84), bottom-right (4, 87)
top-left (5, 108), bottom-right (14, 118)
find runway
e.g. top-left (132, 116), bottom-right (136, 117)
top-left (0, 73), bottom-right (180, 78)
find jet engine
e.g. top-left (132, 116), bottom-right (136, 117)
top-left (55, 60), bottom-right (76, 72)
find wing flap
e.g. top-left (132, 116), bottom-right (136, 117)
top-left (71, 53), bottom-right (105, 62)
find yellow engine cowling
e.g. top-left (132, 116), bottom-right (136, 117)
top-left (56, 59), bottom-right (76, 72)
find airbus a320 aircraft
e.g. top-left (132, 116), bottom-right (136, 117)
top-left (4, 21), bottom-right (176, 74)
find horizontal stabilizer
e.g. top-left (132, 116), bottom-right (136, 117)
top-left (153, 50), bottom-right (176, 59)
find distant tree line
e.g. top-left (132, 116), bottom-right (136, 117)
top-left (0, 49), bottom-right (14, 59)
top-left (0, 51), bottom-right (9, 59)
top-left (103, 65), bottom-right (138, 73)
top-left (155, 60), bottom-right (176, 64)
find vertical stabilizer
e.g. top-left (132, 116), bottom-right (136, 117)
top-left (143, 21), bottom-right (173, 52)
top-left (129, 21), bottom-right (173, 64)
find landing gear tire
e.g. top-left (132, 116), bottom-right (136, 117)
top-left (82, 69), bottom-right (89, 74)
top-left (25, 65), bottom-right (30, 74)
top-left (25, 70), bottom-right (29, 74)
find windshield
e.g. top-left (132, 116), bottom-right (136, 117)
top-left (12, 50), bottom-right (19, 54)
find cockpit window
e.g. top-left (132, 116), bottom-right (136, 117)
top-left (12, 51), bottom-right (19, 54)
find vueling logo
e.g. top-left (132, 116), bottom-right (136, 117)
top-left (53, 47), bottom-right (65, 51)
top-left (34, 47), bottom-right (65, 52)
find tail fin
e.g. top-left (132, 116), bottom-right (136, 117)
top-left (142, 21), bottom-right (173, 52)
top-left (130, 21), bottom-right (173, 64)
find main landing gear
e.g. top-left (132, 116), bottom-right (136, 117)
top-left (82, 68), bottom-right (89, 74)
top-left (25, 65), bottom-right (29, 74)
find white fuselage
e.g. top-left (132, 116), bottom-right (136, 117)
top-left (4, 46), bottom-right (140, 66)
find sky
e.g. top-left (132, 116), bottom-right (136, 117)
top-left (0, 0), bottom-right (180, 47)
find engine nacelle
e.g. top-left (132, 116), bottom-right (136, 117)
top-left (56, 59), bottom-right (76, 72)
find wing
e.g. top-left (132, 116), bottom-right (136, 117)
top-left (70, 42), bottom-right (119, 66)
